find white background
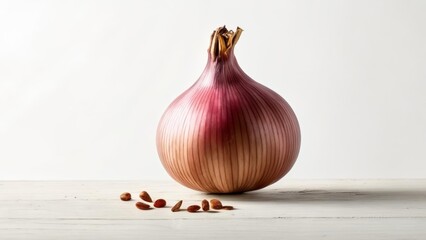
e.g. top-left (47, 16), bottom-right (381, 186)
top-left (1, 0), bottom-right (425, 180)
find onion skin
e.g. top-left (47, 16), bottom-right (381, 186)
top-left (156, 26), bottom-right (301, 193)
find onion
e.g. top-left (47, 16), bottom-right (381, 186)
top-left (156, 26), bottom-right (301, 193)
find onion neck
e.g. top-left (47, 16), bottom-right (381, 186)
top-left (208, 26), bottom-right (243, 62)
top-left (196, 26), bottom-right (246, 86)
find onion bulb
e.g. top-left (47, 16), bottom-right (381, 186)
top-left (156, 26), bottom-right (301, 193)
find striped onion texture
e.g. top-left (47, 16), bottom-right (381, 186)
top-left (156, 27), bottom-right (301, 193)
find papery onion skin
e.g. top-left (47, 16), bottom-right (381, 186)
top-left (156, 26), bottom-right (301, 193)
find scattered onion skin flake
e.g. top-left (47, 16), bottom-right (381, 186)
top-left (187, 205), bottom-right (201, 213)
top-left (156, 26), bottom-right (301, 193)
top-left (202, 199), bottom-right (210, 211)
top-left (222, 206), bottom-right (234, 210)
top-left (139, 191), bottom-right (153, 202)
top-left (154, 199), bottom-right (167, 208)
top-left (120, 192), bottom-right (131, 201)
top-left (135, 202), bottom-right (151, 210)
top-left (210, 199), bottom-right (223, 210)
top-left (171, 200), bottom-right (183, 212)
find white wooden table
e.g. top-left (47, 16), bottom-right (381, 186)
top-left (1, 180), bottom-right (425, 239)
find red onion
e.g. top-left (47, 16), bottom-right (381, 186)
top-left (157, 26), bottom-right (301, 193)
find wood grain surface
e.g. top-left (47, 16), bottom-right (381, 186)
top-left (1, 180), bottom-right (425, 239)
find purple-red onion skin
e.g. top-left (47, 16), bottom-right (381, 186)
top-left (156, 53), bottom-right (301, 193)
